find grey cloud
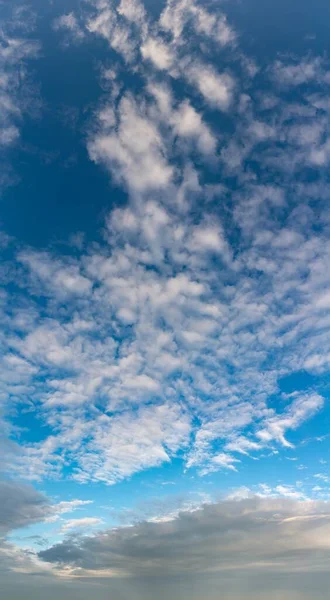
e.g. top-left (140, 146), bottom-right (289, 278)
top-left (39, 497), bottom-right (330, 581)
top-left (0, 480), bottom-right (51, 535)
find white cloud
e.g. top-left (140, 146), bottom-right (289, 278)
top-left (211, 452), bottom-right (240, 471)
top-left (225, 436), bottom-right (263, 455)
top-left (46, 500), bottom-right (94, 522)
top-left (160, 0), bottom-right (236, 48)
top-left (314, 474), bottom-right (329, 482)
top-left (18, 251), bottom-right (92, 297)
top-left (192, 225), bottom-right (227, 253)
top-left (171, 101), bottom-right (217, 154)
top-left (272, 57), bottom-right (325, 86)
top-left (191, 5), bottom-right (236, 46)
top-left (0, 25), bottom-right (40, 152)
top-left (0, 125), bottom-right (19, 146)
top-left (117, 0), bottom-right (147, 28)
top-left (53, 12), bottom-right (85, 42)
top-left (141, 37), bottom-right (174, 71)
top-left (86, 3), bottom-right (138, 62)
top-left (185, 63), bottom-right (235, 110)
top-left (256, 394), bottom-right (324, 448)
top-left (146, 82), bottom-right (217, 156)
top-left (274, 485), bottom-right (305, 500)
top-left (72, 403), bottom-right (191, 484)
top-left (88, 94), bottom-right (173, 193)
top-left (159, 0), bottom-right (193, 40)
top-left (60, 517), bottom-right (104, 532)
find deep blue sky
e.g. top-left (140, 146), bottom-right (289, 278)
top-left (3, 0), bottom-right (330, 246)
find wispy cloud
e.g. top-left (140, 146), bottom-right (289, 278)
top-left (60, 517), bottom-right (104, 533)
top-left (0, 6), bottom-right (40, 190)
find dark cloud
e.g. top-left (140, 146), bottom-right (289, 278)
top-left (39, 497), bottom-right (330, 592)
top-left (0, 480), bottom-right (51, 535)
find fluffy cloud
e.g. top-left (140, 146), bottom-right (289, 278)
top-left (72, 403), bottom-right (191, 484)
top-left (18, 251), bottom-right (92, 297)
top-left (3, 182), bottom-right (329, 481)
top-left (141, 37), bottom-right (175, 70)
top-left (85, 0), bottom-right (148, 63)
top-left (88, 94), bottom-right (174, 193)
top-left (185, 63), bottom-right (235, 110)
top-left (171, 100), bottom-right (217, 154)
top-left (160, 0), bottom-right (236, 47)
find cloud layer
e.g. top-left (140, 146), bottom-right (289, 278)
top-left (38, 496), bottom-right (330, 599)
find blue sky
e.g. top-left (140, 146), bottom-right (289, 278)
top-left (1, 0), bottom-right (330, 598)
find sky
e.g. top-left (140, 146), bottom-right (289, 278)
top-left (1, 0), bottom-right (330, 598)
